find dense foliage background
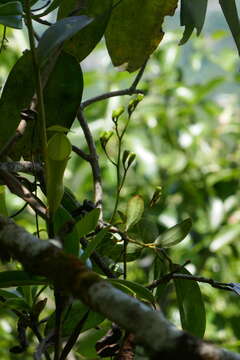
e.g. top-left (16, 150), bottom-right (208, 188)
top-left (0, 2), bottom-right (240, 359)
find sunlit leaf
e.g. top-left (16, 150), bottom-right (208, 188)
top-left (154, 218), bottom-right (192, 248)
top-left (174, 268), bottom-right (206, 338)
top-left (0, 186), bottom-right (8, 216)
top-left (125, 195), bottom-right (144, 231)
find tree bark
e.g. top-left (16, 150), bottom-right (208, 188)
top-left (0, 216), bottom-right (239, 360)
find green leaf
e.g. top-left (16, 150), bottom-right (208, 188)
top-left (45, 300), bottom-right (105, 337)
top-left (105, 0), bottom-right (178, 72)
top-left (180, 0), bottom-right (208, 45)
top-left (37, 15), bottom-right (93, 66)
top-left (58, 0), bottom-right (113, 62)
top-left (154, 218), bottom-right (192, 248)
top-left (0, 186), bottom-right (8, 216)
top-left (1, 298), bottom-right (30, 311)
top-left (174, 268), bottom-right (206, 338)
top-left (81, 228), bottom-right (109, 261)
top-left (0, 1), bottom-right (23, 29)
top-left (76, 208), bottom-right (100, 238)
top-left (125, 195), bottom-right (144, 231)
top-left (53, 206), bottom-right (79, 256)
top-left (0, 51), bottom-right (34, 154)
top-left (0, 271), bottom-right (48, 288)
top-left (2, 52), bottom-right (83, 159)
top-left (108, 279), bottom-right (155, 304)
top-left (47, 133), bottom-right (71, 215)
top-left (219, 0), bottom-right (240, 56)
top-left (0, 289), bottom-right (21, 300)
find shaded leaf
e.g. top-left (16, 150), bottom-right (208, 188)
top-left (180, 0), bottom-right (208, 44)
top-left (154, 218), bottom-right (192, 248)
top-left (81, 228), bottom-right (109, 261)
top-left (219, 0), bottom-right (240, 55)
top-left (37, 15), bottom-right (92, 66)
top-left (108, 279), bottom-right (155, 304)
top-left (125, 195), bottom-right (144, 231)
top-left (76, 208), bottom-right (100, 238)
top-left (53, 206), bottom-right (79, 255)
top-left (0, 1), bottom-right (23, 29)
top-left (0, 289), bottom-right (21, 300)
top-left (105, 0), bottom-right (178, 72)
top-left (45, 300), bottom-right (105, 337)
top-left (174, 268), bottom-right (206, 338)
top-left (0, 271), bottom-right (47, 288)
top-left (0, 51), bottom-right (34, 153)
top-left (58, 0), bottom-right (113, 62)
top-left (2, 52), bottom-right (83, 159)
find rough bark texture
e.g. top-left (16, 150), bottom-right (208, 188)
top-left (0, 216), bottom-right (239, 360)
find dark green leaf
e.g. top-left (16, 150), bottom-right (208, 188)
top-left (4, 52), bottom-right (83, 159)
top-left (154, 218), bottom-right (192, 248)
top-left (0, 271), bottom-right (48, 288)
top-left (219, 0), bottom-right (240, 55)
top-left (76, 208), bottom-right (100, 238)
top-left (108, 279), bottom-right (155, 304)
top-left (53, 206), bottom-right (79, 256)
top-left (0, 51), bottom-right (34, 153)
top-left (0, 289), bottom-right (21, 300)
top-left (125, 195), bottom-right (144, 231)
top-left (37, 15), bottom-right (93, 66)
top-left (174, 268), bottom-right (206, 338)
top-left (180, 0), bottom-right (208, 44)
top-left (1, 298), bottom-right (30, 311)
top-left (105, 0), bottom-right (178, 72)
top-left (81, 228), bottom-right (109, 261)
top-left (58, 0), bottom-right (112, 62)
top-left (45, 300), bottom-right (105, 337)
top-left (0, 1), bottom-right (23, 29)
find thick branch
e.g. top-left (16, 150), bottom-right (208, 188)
top-left (0, 216), bottom-right (239, 360)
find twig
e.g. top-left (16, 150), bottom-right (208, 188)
top-left (147, 272), bottom-right (234, 292)
top-left (32, 16), bottom-right (53, 26)
top-left (81, 89), bottom-right (145, 110)
top-left (72, 144), bottom-right (91, 162)
top-left (0, 169), bottom-right (47, 219)
top-left (80, 60), bottom-right (147, 110)
top-left (59, 311), bottom-right (89, 360)
top-left (77, 110), bottom-right (103, 212)
top-left (0, 161), bottom-right (42, 175)
top-left (0, 119), bottom-right (27, 159)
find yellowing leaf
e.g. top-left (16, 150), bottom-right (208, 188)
top-left (105, 0), bottom-right (178, 72)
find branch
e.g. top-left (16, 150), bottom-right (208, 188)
top-left (0, 161), bottom-right (42, 175)
top-left (80, 60), bottom-right (147, 110)
top-left (77, 110), bottom-right (103, 211)
top-left (0, 170), bottom-right (47, 219)
top-left (147, 272), bottom-right (234, 292)
top-left (0, 216), bottom-right (239, 360)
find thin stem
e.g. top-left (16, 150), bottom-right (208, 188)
top-left (81, 60), bottom-right (147, 110)
top-left (59, 311), bottom-right (89, 360)
top-left (81, 88), bottom-right (145, 110)
top-left (77, 110), bottom-right (103, 211)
